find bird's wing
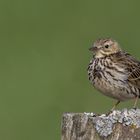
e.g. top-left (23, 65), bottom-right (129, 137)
top-left (128, 66), bottom-right (140, 87)
top-left (128, 66), bottom-right (140, 81)
top-left (125, 54), bottom-right (140, 87)
top-left (113, 51), bottom-right (140, 87)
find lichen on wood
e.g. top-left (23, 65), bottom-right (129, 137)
top-left (61, 109), bottom-right (140, 140)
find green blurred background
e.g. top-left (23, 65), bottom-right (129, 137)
top-left (1, 0), bottom-right (140, 139)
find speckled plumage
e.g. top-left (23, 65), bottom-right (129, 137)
top-left (88, 38), bottom-right (140, 108)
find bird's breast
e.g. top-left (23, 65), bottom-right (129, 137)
top-left (90, 58), bottom-right (127, 84)
top-left (87, 58), bottom-right (135, 100)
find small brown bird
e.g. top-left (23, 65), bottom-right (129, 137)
top-left (88, 38), bottom-right (140, 110)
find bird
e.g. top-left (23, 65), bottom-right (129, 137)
top-left (87, 38), bottom-right (140, 110)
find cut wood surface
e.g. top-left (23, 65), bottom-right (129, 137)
top-left (61, 109), bottom-right (140, 140)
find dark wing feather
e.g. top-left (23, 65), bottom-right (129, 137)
top-left (128, 66), bottom-right (140, 81)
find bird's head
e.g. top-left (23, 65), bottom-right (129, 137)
top-left (89, 38), bottom-right (121, 58)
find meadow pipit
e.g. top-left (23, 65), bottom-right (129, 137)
top-left (88, 38), bottom-right (140, 110)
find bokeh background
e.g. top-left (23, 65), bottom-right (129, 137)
top-left (1, 0), bottom-right (140, 139)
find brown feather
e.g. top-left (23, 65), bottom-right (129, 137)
top-left (113, 52), bottom-right (140, 87)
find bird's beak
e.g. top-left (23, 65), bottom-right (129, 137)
top-left (89, 46), bottom-right (98, 52)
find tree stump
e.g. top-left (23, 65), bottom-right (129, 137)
top-left (61, 109), bottom-right (140, 140)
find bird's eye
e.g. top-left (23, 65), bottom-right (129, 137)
top-left (105, 44), bottom-right (109, 48)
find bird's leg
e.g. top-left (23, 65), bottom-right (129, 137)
top-left (133, 96), bottom-right (139, 109)
top-left (111, 100), bottom-right (120, 111)
top-left (106, 100), bottom-right (120, 115)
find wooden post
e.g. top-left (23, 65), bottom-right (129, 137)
top-left (61, 109), bottom-right (140, 140)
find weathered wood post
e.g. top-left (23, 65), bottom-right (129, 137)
top-left (61, 109), bottom-right (140, 140)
